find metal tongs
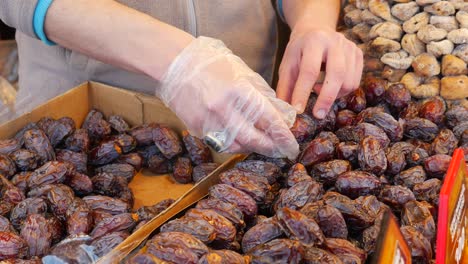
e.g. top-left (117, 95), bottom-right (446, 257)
top-left (0, 48), bottom-right (18, 113)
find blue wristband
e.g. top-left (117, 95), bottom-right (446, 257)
top-left (277, 0), bottom-right (286, 22)
top-left (33, 0), bottom-right (56, 46)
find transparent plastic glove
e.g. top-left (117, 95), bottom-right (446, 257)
top-left (157, 37), bottom-right (300, 159)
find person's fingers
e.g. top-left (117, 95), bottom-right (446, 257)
top-left (353, 47), bottom-right (364, 89)
top-left (276, 44), bottom-right (301, 104)
top-left (291, 44), bottom-right (325, 114)
top-left (313, 37), bottom-right (346, 119)
top-left (342, 41), bottom-right (356, 93)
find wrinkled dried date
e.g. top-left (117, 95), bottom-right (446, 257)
top-left (286, 163), bottom-right (311, 187)
top-left (46, 117), bottom-right (75, 147)
top-left (358, 136), bottom-right (387, 175)
top-left (418, 96), bottom-right (446, 124)
top-left (152, 125), bottom-right (183, 159)
top-left (90, 213), bottom-right (135, 239)
top-left (173, 157), bottom-right (193, 184)
top-left (64, 129), bottom-right (90, 153)
top-left (182, 130), bottom-right (213, 165)
top-left (146, 232), bottom-right (208, 263)
top-left (55, 149), bottom-right (87, 174)
top-left (300, 203), bottom-right (348, 239)
top-left (185, 208), bottom-right (236, 244)
top-left (401, 226), bottom-right (433, 263)
top-left (65, 198), bottom-right (93, 236)
top-left (299, 138), bottom-right (335, 168)
top-left (116, 153), bottom-right (143, 171)
top-left (0, 231), bottom-right (28, 260)
top-left (95, 163), bottom-right (136, 183)
top-left (192, 163), bottom-right (219, 183)
top-left (241, 217), bottom-right (283, 253)
top-left (82, 109), bottom-right (111, 142)
top-left (23, 129), bottom-right (55, 164)
top-left (335, 171), bottom-right (381, 199)
top-left (379, 185), bottom-right (416, 210)
top-left (160, 217), bottom-right (216, 244)
top-left (47, 185), bottom-right (75, 221)
top-left (0, 154), bottom-right (17, 179)
top-left (431, 129), bottom-right (458, 156)
top-left (276, 207), bottom-right (325, 245)
top-left (88, 140), bottom-right (122, 166)
top-left (130, 123), bottom-right (158, 147)
top-left (91, 231), bottom-right (129, 257)
top-left (110, 134), bottom-right (137, 154)
top-left (20, 214), bottom-right (51, 257)
top-left (83, 195), bottom-right (130, 215)
top-left (394, 166), bottom-right (427, 189)
top-left (28, 161), bottom-right (74, 189)
top-left (413, 179), bottom-right (441, 206)
top-left (10, 197), bottom-right (48, 230)
top-left (424, 154), bottom-right (452, 179)
top-left (290, 114), bottom-right (317, 143)
top-left (248, 239), bottom-right (304, 264)
top-left (10, 150), bottom-right (39, 172)
top-left (404, 118), bottom-right (439, 142)
top-left (196, 197), bottom-right (245, 230)
top-left (219, 169), bottom-right (270, 204)
top-left (66, 172), bottom-right (93, 196)
top-left (0, 139), bottom-right (20, 155)
top-left (209, 184), bottom-right (258, 221)
top-left (235, 160), bottom-right (281, 185)
top-left (310, 160), bottom-right (351, 188)
top-left (108, 115), bottom-right (130, 133)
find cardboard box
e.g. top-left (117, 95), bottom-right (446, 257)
top-left (0, 81), bottom-right (243, 262)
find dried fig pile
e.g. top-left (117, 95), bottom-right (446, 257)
top-left (134, 83), bottom-right (467, 263)
top-left (0, 109), bottom-right (214, 262)
top-left (343, 0), bottom-right (468, 101)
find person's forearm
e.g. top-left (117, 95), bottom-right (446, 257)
top-left (44, 0), bottom-right (194, 80)
top-left (283, 0), bottom-right (341, 30)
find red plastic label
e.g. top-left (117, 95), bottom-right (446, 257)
top-left (371, 209), bottom-right (411, 264)
top-left (436, 148), bottom-right (468, 264)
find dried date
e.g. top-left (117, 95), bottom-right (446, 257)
top-left (146, 232), bottom-right (208, 263)
top-left (361, 112), bottom-right (404, 142)
top-left (445, 105), bottom-right (468, 128)
top-left (241, 217), bottom-right (283, 253)
top-left (336, 141), bottom-right (358, 166)
top-left (400, 226), bottom-right (432, 263)
top-left (346, 88), bottom-right (367, 113)
top-left (379, 185), bottom-right (416, 210)
top-left (196, 197), bottom-right (245, 230)
top-left (322, 238), bottom-right (367, 264)
top-left (108, 115), bottom-right (130, 133)
top-left (219, 169), bottom-right (270, 204)
top-left (335, 171), bottom-right (381, 199)
top-left (358, 136), bottom-right (387, 175)
top-left (56, 149), bottom-right (87, 174)
top-left (209, 184), bottom-right (258, 221)
top-left (299, 138), bottom-right (335, 168)
top-left (130, 123), bottom-right (158, 147)
top-left (64, 129), bottom-right (90, 153)
top-left (248, 239), bottom-right (304, 264)
top-left (290, 114), bottom-right (317, 143)
top-left (46, 117), bottom-right (75, 147)
top-left (173, 157), bottom-right (193, 184)
top-left (66, 172), bottom-right (93, 196)
top-left (385, 83), bottom-right (411, 110)
top-left (394, 166), bottom-right (427, 189)
top-left (406, 147), bottom-right (429, 168)
top-left (95, 163), bottom-right (136, 183)
top-left (82, 109), bottom-right (111, 142)
top-left (235, 160), bottom-right (281, 185)
top-left (401, 200), bottom-right (436, 241)
top-left (336, 110), bottom-right (356, 129)
top-left (182, 130), bottom-right (213, 165)
top-left (275, 207), bottom-right (324, 245)
top-left (10, 197), bottom-right (48, 230)
top-left (10, 150), bottom-right (39, 172)
top-left (152, 125), bottom-right (183, 159)
top-left (28, 161), bottom-right (74, 189)
top-left (302, 246), bottom-right (342, 264)
top-left (46, 217), bottom-right (64, 244)
top-left (300, 203), bottom-right (348, 239)
top-left (424, 154), bottom-right (451, 179)
top-left (116, 153), bottom-right (143, 171)
top-left (110, 134), bottom-right (137, 154)
top-left (192, 163), bottom-right (219, 183)
top-left (404, 118), bottom-right (439, 142)
top-left (413, 179), bottom-right (441, 206)
top-left (0, 154), bottom-right (17, 178)
top-left (0, 231), bottom-right (28, 260)
top-left (431, 129), bottom-right (458, 156)
top-left (47, 185), bottom-right (75, 221)
top-left (65, 198), bottom-right (93, 235)
top-left (310, 160), bottom-right (351, 188)
top-left (90, 213), bottom-right (136, 239)
top-left (42, 236), bottom-right (94, 263)
top-left (160, 217), bottom-right (216, 244)
top-left (0, 139), bottom-right (20, 155)
top-left (20, 214), bottom-right (51, 257)
top-left (279, 180), bottom-right (322, 210)
top-left (88, 140), bottom-right (122, 166)
top-left (23, 129), bottom-right (55, 163)
top-left (83, 195), bottom-right (130, 215)
top-left (199, 250), bottom-right (248, 264)
top-left (91, 231), bottom-right (129, 257)
top-left (185, 208), bottom-right (236, 244)
top-left (136, 198), bottom-right (175, 221)
top-left (286, 163), bottom-right (311, 187)
top-left (418, 96), bottom-right (446, 124)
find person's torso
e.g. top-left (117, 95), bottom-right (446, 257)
top-left (5, 0), bottom-right (278, 123)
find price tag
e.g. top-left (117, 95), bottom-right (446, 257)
top-left (436, 148), bottom-right (468, 264)
top-left (371, 209), bottom-right (411, 264)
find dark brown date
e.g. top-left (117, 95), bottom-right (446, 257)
top-left (346, 88), bottom-right (367, 113)
top-left (358, 136), bottom-right (387, 175)
top-left (64, 129), bottom-right (90, 153)
top-left (379, 185), bottom-right (416, 209)
top-left (299, 138), bottom-right (335, 168)
top-left (401, 200), bottom-right (436, 241)
top-left (209, 184), bottom-right (258, 221)
top-left (110, 133), bottom-right (137, 154)
top-left (241, 217), bottom-right (283, 253)
top-left (10, 197), bottom-right (48, 230)
top-left (82, 109), bottom-right (111, 142)
top-left (302, 246), bottom-right (342, 264)
top-left (431, 128), bottom-right (458, 156)
top-left (10, 150), bottom-right (39, 172)
top-left (413, 179), bottom-right (441, 206)
top-left (445, 105), bottom-right (468, 128)
top-left (362, 76), bottom-right (387, 106)
top-left (55, 149), bottom-right (87, 174)
top-left (1, 176), bottom-right (25, 206)
top-left (192, 163), bottom-right (219, 183)
top-left (195, 197), bottom-right (245, 230)
top-left (130, 123), bottom-right (158, 147)
top-left (279, 180), bottom-right (323, 210)
top-left (235, 160), bottom-right (281, 185)
top-left (128, 253), bottom-right (165, 264)
top-left (424, 154), bottom-right (452, 179)
top-left (108, 115), bottom-right (130, 133)
top-left (322, 238), bottom-right (367, 264)
top-left (83, 195), bottom-right (130, 215)
top-left (23, 129), bottom-right (55, 164)
top-left (404, 118), bottom-right (439, 142)
top-left (361, 111), bottom-right (404, 142)
top-left (46, 217), bottom-right (64, 244)
top-left (453, 121), bottom-right (468, 140)
top-left (361, 224), bottom-right (380, 254)
top-left (42, 235), bottom-right (94, 263)
top-left (286, 163), bottom-right (311, 187)
top-left (246, 153), bottom-right (293, 173)
top-left (275, 207), bottom-right (324, 245)
top-left (28, 161), bottom-right (74, 189)
top-left (20, 214), bottom-right (51, 257)
top-left (152, 125), bottom-right (183, 159)
top-left (93, 210), bottom-right (113, 225)
top-left (88, 140), bottom-right (122, 166)
top-left (385, 142), bottom-right (414, 176)
top-left (0, 139), bottom-right (20, 155)
top-left (136, 198), bottom-right (175, 221)
top-left (337, 123), bottom-right (390, 148)
top-left (0, 202), bottom-right (13, 217)
top-left (300, 203), bottom-right (348, 239)
top-left (46, 117), bottom-right (75, 147)
top-left (248, 238), bottom-right (304, 264)
top-left (95, 163), bottom-right (136, 183)
top-left (147, 153), bottom-right (171, 174)
top-left (316, 132), bottom-right (340, 146)
top-left (336, 141), bottom-right (359, 166)
top-left (406, 147), bottom-right (429, 167)
top-left (66, 172), bottom-right (93, 196)
top-left (0, 231), bottom-right (28, 260)
top-left (418, 96), bottom-right (446, 124)
top-left (290, 114), bottom-right (317, 143)
top-left (91, 173), bottom-right (125, 197)
top-left (0, 216), bottom-right (14, 233)
top-left (186, 208), bottom-right (236, 244)
top-left (0, 154), bottom-right (17, 179)
top-left (47, 184), bottom-right (74, 221)
top-left (26, 184), bottom-right (56, 198)
top-left (335, 171), bottom-right (381, 199)
top-left (219, 169), bottom-right (270, 204)
top-left (385, 83), bottom-right (411, 110)
top-left (355, 106), bottom-right (386, 124)
top-left (182, 130), bottom-right (213, 165)
top-left (91, 231), bottom-right (129, 257)
top-left (336, 110), bottom-right (356, 129)
top-left (394, 166), bottom-right (427, 189)
top-left (173, 157), bottom-right (193, 184)
top-left (400, 226), bottom-right (433, 263)
top-left (310, 160), bottom-right (351, 188)
top-left (13, 123), bottom-right (38, 146)
top-left (160, 217), bottom-right (216, 244)
top-left (65, 198), bottom-right (93, 235)
top-left (116, 153), bottom-right (143, 171)
top-left (199, 250), bottom-right (248, 264)
top-left (90, 213), bottom-right (136, 239)
top-left (146, 231), bottom-right (209, 263)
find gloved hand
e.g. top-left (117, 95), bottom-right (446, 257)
top-left (157, 37), bottom-right (300, 160)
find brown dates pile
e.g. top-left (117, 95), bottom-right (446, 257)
top-left (131, 76), bottom-right (467, 264)
top-left (0, 109), bottom-right (216, 262)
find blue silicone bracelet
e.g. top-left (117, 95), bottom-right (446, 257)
top-left (33, 0), bottom-right (56, 46)
top-left (277, 0), bottom-right (286, 22)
